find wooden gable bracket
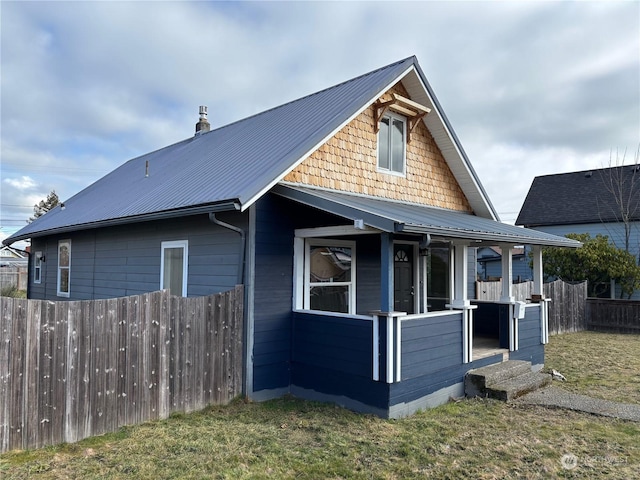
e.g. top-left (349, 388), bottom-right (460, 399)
top-left (373, 93), bottom-right (431, 144)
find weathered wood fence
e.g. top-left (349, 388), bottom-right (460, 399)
top-left (586, 298), bottom-right (640, 334)
top-left (0, 265), bottom-right (28, 291)
top-left (0, 286), bottom-right (243, 454)
top-left (476, 279), bottom-right (588, 334)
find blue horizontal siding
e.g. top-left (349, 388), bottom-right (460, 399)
top-left (510, 305), bottom-right (544, 365)
top-left (401, 312), bottom-right (463, 380)
top-left (28, 213), bottom-right (246, 301)
top-left (292, 312), bottom-right (374, 378)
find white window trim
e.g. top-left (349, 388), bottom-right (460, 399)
top-left (57, 240), bottom-right (71, 297)
top-left (301, 238), bottom-right (356, 314)
top-left (34, 251), bottom-right (43, 284)
top-left (160, 240), bottom-right (189, 297)
top-left (377, 111), bottom-right (407, 177)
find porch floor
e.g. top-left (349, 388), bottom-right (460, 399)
top-left (473, 336), bottom-right (509, 361)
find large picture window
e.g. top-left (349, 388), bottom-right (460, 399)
top-left (304, 239), bottom-right (355, 314)
top-left (57, 240), bottom-right (71, 297)
top-left (377, 112), bottom-right (406, 175)
top-left (161, 240), bottom-right (188, 297)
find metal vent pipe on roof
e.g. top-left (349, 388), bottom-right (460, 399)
top-left (195, 105), bottom-right (210, 135)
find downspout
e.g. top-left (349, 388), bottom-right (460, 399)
top-left (209, 213), bottom-right (246, 284)
top-left (26, 250), bottom-right (31, 299)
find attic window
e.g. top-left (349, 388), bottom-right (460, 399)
top-left (374, 93), bottom-right (431, 144)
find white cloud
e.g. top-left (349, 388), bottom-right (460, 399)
top-left (3, 176), bottom-right (37, 190)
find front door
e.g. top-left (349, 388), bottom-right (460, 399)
top-left (394, 244), bottom-right (414, 314)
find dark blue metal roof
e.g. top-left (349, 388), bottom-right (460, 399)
top-left (6, 57), bottom-right (418, 244)
top-left (274, 185), bottom-right (581, 247)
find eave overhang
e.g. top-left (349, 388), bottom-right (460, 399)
top-left (274, 184), bottom-right (581, 248)
top-left (2, 200), bottom-right (240, 246)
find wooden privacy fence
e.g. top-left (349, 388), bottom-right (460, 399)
top-left (586, 298), bottom-right (640, 333)
top-left (0, 265), bottom-right (28, 291)
top-left (0, 286), bottom-right (243, 454)
top-left (476, 279), bottom-right (588, 334)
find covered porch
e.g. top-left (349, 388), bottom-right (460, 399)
top-left (274, 185), bottom-right (579, 417)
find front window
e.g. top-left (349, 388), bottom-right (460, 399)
top-left (57, 240), bottom-right (71, 297)
top-left (378, 112), bottom-right (406, 175)
top-left (305, 240), bottom-right (355, 314)
top-left (161, 240), bottom-right (188, 296)
top-left (34, 251), bottom-right (43, 284)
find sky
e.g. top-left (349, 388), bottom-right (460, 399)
top-left (1, 0), bottom-right (639, 248)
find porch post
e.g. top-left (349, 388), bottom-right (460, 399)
top-left (380, 232), bottom-right (394, 312)
top-left (500, 245), bottom-right (514, 303)
top-left (446, 242), bottom-right (476, 364)
top-left (532, 245), bottom-right (543, 297)
top-left (450, 242), bottom-right (469, 308)
top-left (532, 245), bottom-right (550, 344)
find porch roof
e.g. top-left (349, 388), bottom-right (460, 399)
top-left (274, 184), bottom-right (581, 248)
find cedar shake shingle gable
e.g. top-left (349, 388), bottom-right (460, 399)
top-left (516, 165), bottom-right (640, 227)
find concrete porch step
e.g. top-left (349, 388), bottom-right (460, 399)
top-left (485, 371), bottom-right (552, 401)
top-left (464, 360), bottom-right (551, 401)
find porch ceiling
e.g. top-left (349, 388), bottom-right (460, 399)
top-left (274, 184), bottom-right (582, 248)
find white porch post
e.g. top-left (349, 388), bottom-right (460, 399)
top-left (499, 245), bottom-right (518, 351)
top-left (500, 245), bottom-right (514, 303)
top-left (532, 245), bottom-right (550, 344)
top-left (532, 245), bottom-right (543, 297)
top-left (446, 242), bottom-right (476, 364)
top-left (450, 242), bottom-right (469, 308)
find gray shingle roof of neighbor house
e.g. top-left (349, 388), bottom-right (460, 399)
top-left (274, 185), bottom-right (581, 247)
top-left (5, 56), bottom-right (495, 245)
top-left (516, 165), bottom-right (640, 227)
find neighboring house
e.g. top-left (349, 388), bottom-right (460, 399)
top-left (0, 245), bottom-right (28, 290)
top-left (477, 246), bottom-right (532, 282)
top-left (0, 245), bottom-right (28, 262)
top-left (4, 56), bottom-right (579, 418)
top-left (517, 166), bottom-right (640, 299)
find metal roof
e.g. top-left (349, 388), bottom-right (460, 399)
top-left (274, 185), bottom-right (581, 248)
top-left (5, 56), bottom-right (497, 245)
top-left (516, 165), bottom-right (640, 227)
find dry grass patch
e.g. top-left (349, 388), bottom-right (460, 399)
top-left (545, 331), bottom-right (640, 405)
top-left (1, 396), bottom-right (638, 479)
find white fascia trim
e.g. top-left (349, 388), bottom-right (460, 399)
top-left (240, 65), bottom-right (416, 212)
top-left (295, 225), bottom-right (379, 238)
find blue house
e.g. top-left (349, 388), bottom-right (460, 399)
top-left (4, 57), bottom-right (579, 417)
top-left (517, 166), bottom-right (640, 299)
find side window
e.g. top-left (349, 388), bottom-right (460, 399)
top-left (304, 239), bottom-right (355, 314)
top-left (34, 251), bottom-right (43, 284)
top-left (161, 240), bottom-right (188, 297)
top-left (57, 240), bottom-right (71, 297)
top-left (377, 112), bottom-right (406, 175)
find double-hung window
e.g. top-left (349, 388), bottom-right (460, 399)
top-left (304, 239), bottom-right (355, 314)
top-left (57, 240), bottom-right (71, 297)
top-left (161, 240), bottom-right (188, 297)
top-left (34, 251), bottom-right (43, 284)
top-left (377, 112), bottom-right (406, 175)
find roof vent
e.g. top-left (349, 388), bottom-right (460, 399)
top-left (195, 105), bottom-right (210, 135)
top-left (585, 171), bottom-right (592, 178)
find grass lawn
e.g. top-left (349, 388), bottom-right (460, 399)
top-left (2, 332), bottom-right (639, 479)
top-left (545, 331), bottom-right (640, 405)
